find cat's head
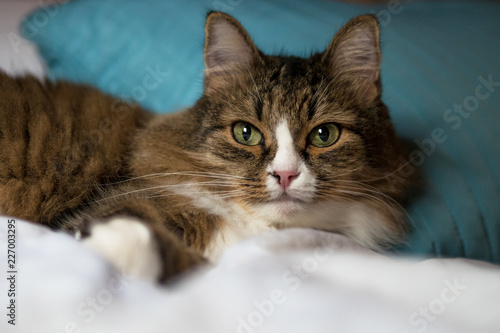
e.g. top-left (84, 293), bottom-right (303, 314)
top-left (137, 12), bottom-right (411, 250)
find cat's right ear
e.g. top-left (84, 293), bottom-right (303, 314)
top-left (204, 12), bottom-right (262, 93)
top-left (322, 15), bottom-right (382, 107)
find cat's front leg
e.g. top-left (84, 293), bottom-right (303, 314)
top-left (82, 217), bottom-right (161, 280)
top-left (79, 216), bottom-right (206, 284)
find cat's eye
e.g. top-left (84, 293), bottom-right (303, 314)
top-left (232, 122), bottom-right (263, 146)
top-left (308, 123), bottom-right (340, 148)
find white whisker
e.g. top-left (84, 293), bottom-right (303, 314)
top-left (99, 171), bottom-right (251, 187)
top-left (92, 180), bottom-right (245, 204)
top-left (243, 62), bottom-right (262, 104)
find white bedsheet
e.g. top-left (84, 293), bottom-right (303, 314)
top-left (1, 218), bottom-right (499, 333)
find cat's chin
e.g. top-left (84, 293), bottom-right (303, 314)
top-left (253, 196), bottom-right (307, 222)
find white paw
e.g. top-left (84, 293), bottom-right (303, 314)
top-left (83, 217), bottom-right (161, 281)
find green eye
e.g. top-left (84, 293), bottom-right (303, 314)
top-left (309, 123), bottom-right (340, 148)
top-left (233, 122), bottom-right (263, 146)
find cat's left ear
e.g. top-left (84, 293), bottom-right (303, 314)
top-left (204, 12), bottom-right (263, 93)
top-left (322, 15), bottom-right (382, 106)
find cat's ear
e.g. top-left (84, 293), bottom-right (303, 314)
top-left (322, 15), bottom-right (382, 106)
top-left (204, 12), bottom-right (262, 92)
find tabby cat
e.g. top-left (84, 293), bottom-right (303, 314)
top-left (0, 12), bottom-right (411, 283)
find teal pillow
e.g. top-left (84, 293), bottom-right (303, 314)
top-left (23, 0), bottom-right (500, 263)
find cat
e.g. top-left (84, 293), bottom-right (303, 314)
top-left (0, 12), bottom-right (412, 283)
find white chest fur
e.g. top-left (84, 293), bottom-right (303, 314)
top-left (203, 214), bottom-right (275, 261)
top-left (177, 184), bottom-right (275, 261)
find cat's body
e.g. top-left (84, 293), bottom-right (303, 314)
top-left (0, 13), bottom-right (412, 282)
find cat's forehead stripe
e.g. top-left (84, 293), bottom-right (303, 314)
top-left (272, 120), bottom-right (301, 171)
top-left (276, 121), bottom-right (294, 148)
top-left (255, 97), bottom-right (263, 121)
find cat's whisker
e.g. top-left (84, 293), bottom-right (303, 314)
top-left (328, 179), bottom-right (410, 218)
top-left (172, 171), bottom-right (250, 179)
top-left (94, 186), bottom-right (249, 207)
top-left (214, 192), bottom-right (247, 200)
top-left (243, 62), bottom-right (263, 104)
top-left (91, 186), bottom-right (172, 204)
top-left (328, 184), bottom-right (411, 229)
top-left (342, 181), bottom-right (418, 228)
top-left (313, 192), bottom-right (352, 206)
top-left (91, 180), bottom-right (243, 204)
top-left (317, 170), bottom-right (407, 214)
top-left (96, 171), bottom-right (251, 187)
top-left (159, 180), bottom-right (240, 188)
top-left (322, 181), bottom-right (420, 239)
top-left (150, 189), bottom-right (246, 199)
top-left (314, 71), bottom-right (343, 104)
top-left (322, 185), bottom-right (405, 224)
top-left (145, 190), bottom-right (248, 210)
top-left (325, 162), bottom-right (369, 180)
top-left (319, 179), bottom-right (391, 198)
top-left (318, 180), bottom-right (403, 213)
top-left (136, 171), bottom-right (249, 181)
top-left (342, 161), bottom-right (414, 184)
top-left (317, 188), bottom-right (384, 211)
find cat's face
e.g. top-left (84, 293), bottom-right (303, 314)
top-left (199, 56), bottom-right (375, 218)
top-left (134, 13), bottom-right (409, 249)
top-left (182, 13), bottom-right (409, 247)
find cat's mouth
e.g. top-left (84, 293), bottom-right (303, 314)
top-left (265, 194), bottom-right (307, 217)
top-left (268, 194), bottom-right (305, 204)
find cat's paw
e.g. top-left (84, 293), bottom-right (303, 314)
top-left (82, 217), bottom-right (161, 281)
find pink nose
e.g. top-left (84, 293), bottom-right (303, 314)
top-left (272, 170), bottom-right (299, 191)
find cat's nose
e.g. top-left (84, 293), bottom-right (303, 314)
top-left (272, 170), bottom-right (300, 191)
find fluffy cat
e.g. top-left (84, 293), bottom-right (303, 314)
top-left (0, 12), bottom-right (411, 283)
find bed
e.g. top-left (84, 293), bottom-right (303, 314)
top-left (1, 0), bottom-right (500, 332)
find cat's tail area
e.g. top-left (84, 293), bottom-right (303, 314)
top-left (0, 72), bottom-right (152, 228)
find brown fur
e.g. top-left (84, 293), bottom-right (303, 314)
top-left (0, 13), bottom-right (412, 282)
top-left (0, 74), bottom-right (152, 226)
